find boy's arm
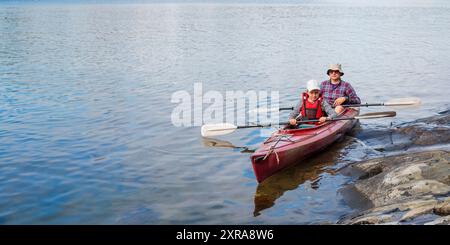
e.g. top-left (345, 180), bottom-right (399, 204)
top-left (289, 102), bottom-right (302, 120)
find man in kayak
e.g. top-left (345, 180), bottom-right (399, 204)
top-left (321, 63), bottom-right (361, 114)
top-left (289, 80), bottom-right (337, 126)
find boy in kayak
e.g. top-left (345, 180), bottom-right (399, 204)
top-left (289, 80), bottom-right (338, 126)
top-left (321, 63), bottom-right (361, 114)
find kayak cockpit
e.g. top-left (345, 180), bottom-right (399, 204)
top-left (279, 121), bottom-right (332, 134)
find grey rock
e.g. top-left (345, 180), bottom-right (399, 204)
top-left (339, 151), bottom-right (449, 224)
top-left (424, 215), bottom-right (450, 225)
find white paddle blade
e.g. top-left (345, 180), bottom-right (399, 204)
top-left (384, 97), bottom-right (421, 106)
top-left (201, 123), bottom-right (238, 137)
top-left (355, 111), bottom-right (396, 119)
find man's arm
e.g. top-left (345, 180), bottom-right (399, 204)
top-left (345, 83), bottom-right (361, 104)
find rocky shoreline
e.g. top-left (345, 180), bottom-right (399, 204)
top-left (339, 150), bottom-right (449, 224)
top-left (338, 111), bottom-right (450, 225)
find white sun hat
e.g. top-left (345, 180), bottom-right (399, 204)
top-left (306, 79), bottom-right (320, 92)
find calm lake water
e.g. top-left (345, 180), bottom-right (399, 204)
top-left (1, 1), bottom-right (450, 224)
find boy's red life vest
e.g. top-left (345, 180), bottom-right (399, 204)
top-left (299, 92), bottom-right (324, 123)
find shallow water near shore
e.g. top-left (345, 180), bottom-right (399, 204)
top-left (1, 1), bottom-right (450, 224)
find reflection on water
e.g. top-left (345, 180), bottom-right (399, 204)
top-left (202, 137), bottom-right (255, 153)
top-left (253, 138), bottom-right (350, 216)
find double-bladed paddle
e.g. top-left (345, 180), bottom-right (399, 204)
top-left (201, 111), bottom-right (396, 137)
top-left (248, 97), bottom-right (420, 114)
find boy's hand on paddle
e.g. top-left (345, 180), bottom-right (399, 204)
top-left (319, 117), bottom-right (328, 123)
top-left (334, 97), bottom-right (347, 106)
top-left (289, 119), bottom-right (297, 125)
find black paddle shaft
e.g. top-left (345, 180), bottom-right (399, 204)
top-left (280, 103), bottom-right (384, 110)
top-left (237, 118), bottom-right (352, 128)
top-left (341, 103), bottom-right (384, 107)
top-left (298, 117), bottom-right (357, 123)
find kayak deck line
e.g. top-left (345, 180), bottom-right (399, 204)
top-left (263, 133), bottom-right (318, 149)
top-left (262, 123), bottom-right (339, 149)
top-left (257, 122), bottom-right (342, 163)
top-left (261, 135), bottom-right (287, 164)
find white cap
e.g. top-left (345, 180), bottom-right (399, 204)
top-left (306, 79), bottom-right (320, 92)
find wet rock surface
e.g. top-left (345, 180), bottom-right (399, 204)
top-left (339, 111), bottom-right (450, 225)
top-left (338, 151), bottom-right (449, 225)
top-left (395, 112), bottom-right (450, 147)
top-left (353, 111), bottom-right (450, 153)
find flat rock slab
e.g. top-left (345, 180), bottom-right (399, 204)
top-left (339, 151), bottom-right (449, 224)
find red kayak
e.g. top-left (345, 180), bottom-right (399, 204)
top-left (250, 108), bottom-right (359, 183)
